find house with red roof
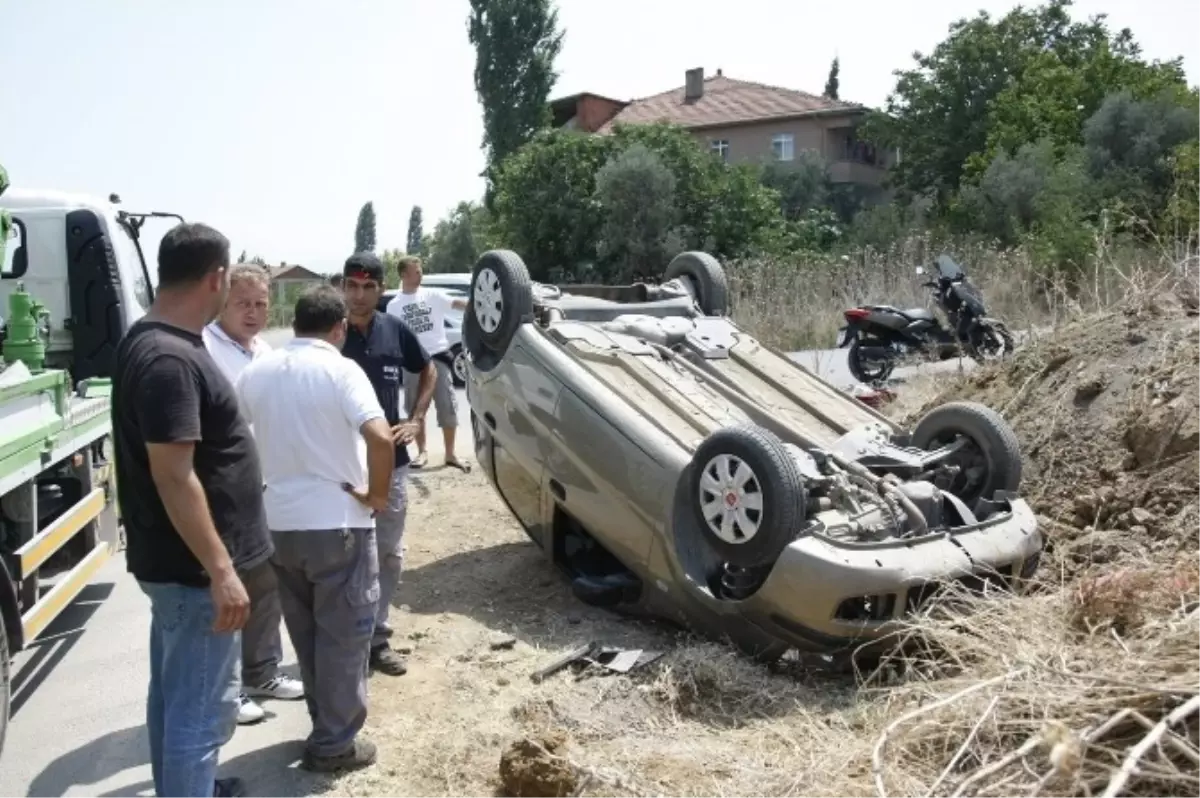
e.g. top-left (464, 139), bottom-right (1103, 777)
top-left (550, 67), bottom-right (896, 197)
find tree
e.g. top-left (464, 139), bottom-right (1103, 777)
top-left (380, 248), bottom-right (404, 284)
top-left (237, 250), bottom-right (247, 263)
top-left (468, 0), bottom-right (565, 206)
top-left (354, 201), bottom-right (377, 253)
top-left (493, 123), bottom-right (783, 279)
top-left (594, 145), bottom-right (680, 282)
top-left (423, 202), bottom-right (497, 274)
top-left (823, 57), bottom-right (840, 100)
top-left (761, 152), bottom-right (832, 221)
top-left (864, 0), bottom-right (1189, 203)
top-left (406, 206), bottom-right (424, 254)
top-left (493, 128), bottom-right (613, 279)
top-left (1082, 89), bottom-right (1200, 221)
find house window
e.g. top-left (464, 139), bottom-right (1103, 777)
top-left (772, 133), bottom-right (794, 161)
top-left (710, 139), bottom-right (729, 161)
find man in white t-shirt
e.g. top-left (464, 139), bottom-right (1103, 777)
top-left (385, 256), bottom-right (469, 470)
top-left (235, 285), bottom-right (394, 774)
top-left (200, 263), bottom-right (305, 727)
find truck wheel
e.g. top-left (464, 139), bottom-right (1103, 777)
top-left (664, 252), bottom-right (729, 316)
top-left (687, 425), bottom-right (806, 569)
top-left (911, 401), bottom-right (1022, 507)
top-left (0, 608), bottom-right (9, 758)
top-left (469, 250), bottom-right (533, 355)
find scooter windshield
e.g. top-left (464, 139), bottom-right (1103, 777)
top-left (935, 254), bottom-right (965, 281)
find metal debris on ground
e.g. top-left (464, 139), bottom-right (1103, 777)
top-left (529, 642), bottom-right (664, 684)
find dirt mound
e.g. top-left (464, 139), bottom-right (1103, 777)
top-left (498, 732), bottom-right (579, 797)
top-left (905, 293), bottom-right (1200, 575)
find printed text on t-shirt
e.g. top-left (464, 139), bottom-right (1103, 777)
top-left (399, 300), bottom-right (434, 335)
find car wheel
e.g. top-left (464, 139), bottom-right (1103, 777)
top-left (687, 424), bottom-right (806, 569)
top-left (911, 401), bottom-right (1022, 508)
top-left (664, 251), bottom-right (729, 316)
top-left (469, 250), bottom-right (534, 355)
top-left (450, 345), bottom-right (467, 388)
top-left (0, 606), bottom-right (9, 758)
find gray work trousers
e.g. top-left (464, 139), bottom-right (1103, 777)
top-left (269, 527), bottom-right (379, 758)
top-left (372, 466), bottom-right (409, 650)
top-left (240, 560), bottom-right (283, 687)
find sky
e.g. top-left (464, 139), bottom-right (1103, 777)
top-left (2, 0), bottom-right (1197, 276)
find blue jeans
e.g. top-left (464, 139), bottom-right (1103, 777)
top-left (140, 579), bottom-right (242, 797)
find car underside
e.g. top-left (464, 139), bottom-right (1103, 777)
top-left (463, 249), bottom-right (1043, 662)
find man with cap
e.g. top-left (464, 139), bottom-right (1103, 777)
top-left (339, 251), bottom-right (435, 676)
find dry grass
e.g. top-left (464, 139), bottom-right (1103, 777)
top-left (728, 233), bottom-right (1198, 351)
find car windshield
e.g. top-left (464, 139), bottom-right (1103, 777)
top-left (935, 254), bottom-right (965, 280)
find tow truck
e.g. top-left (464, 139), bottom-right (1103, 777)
top-left (0, 166), bottom-right (175, 756)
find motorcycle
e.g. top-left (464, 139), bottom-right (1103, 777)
top-left (836, 254), bottom-right (1015, 385)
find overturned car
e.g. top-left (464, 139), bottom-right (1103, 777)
top-left (462, 249), bottom-right (1042, 662)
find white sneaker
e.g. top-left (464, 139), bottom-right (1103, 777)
top-left (236, 693), bottom-right (265, 725)
top-left (246, 674), bottom-right (305, 701)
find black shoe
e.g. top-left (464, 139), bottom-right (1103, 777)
top-left (301, 738), bottom-right (378, 773)
top-left (213, 777), bottom-right (247, 797)
top-left (370, 644), bottom-right (408, 676)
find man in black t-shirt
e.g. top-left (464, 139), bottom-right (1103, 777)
top-left (339, 252), bottom-right (435, 677)
top-left (111, 222), bottom-right (270, 798)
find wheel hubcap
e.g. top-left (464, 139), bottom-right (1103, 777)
top-left (473, 268), bottom-right (503, 334)
top-left (699, 453), bottom-right (763, 544)
top-left (453, 350), bottom-right (467, 382)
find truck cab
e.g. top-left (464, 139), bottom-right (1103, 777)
top-left (0, 185), bottom-right (165, 757)
top-left (0, 189), bottom-right (164, 381)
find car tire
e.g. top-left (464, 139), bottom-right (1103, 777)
top-left (911, 401), bottom-right (1022, 507)
top-left (450, 345), bottom-right (467, 388)
top-left (468, 250), bottom-right (534, 356)
top-left (0, 607), bottom-right (9, 758)
top-left (687, 424), bottom-right (806, 569)
top-left (664, 251), bottom-right (729, 316)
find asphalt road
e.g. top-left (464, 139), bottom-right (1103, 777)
top-left (260, 327), bottom-right (972, 389)
top-left (0, 376), bottom-right (469, 798)
top-left (0, 327), bottom-right (968, 796)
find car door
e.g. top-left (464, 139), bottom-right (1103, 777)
top-left (479, 342), bottom-right (562, 546)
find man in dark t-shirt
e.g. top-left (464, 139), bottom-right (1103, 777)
top-left (339, 252), bottom-right (434, 677)
top-left (111, 222), bottom-right (270, 798)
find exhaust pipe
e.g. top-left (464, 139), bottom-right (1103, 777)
top-left (855, 346), bottom-right (893, 359)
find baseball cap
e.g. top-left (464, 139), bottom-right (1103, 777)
top-left (343, 251), bottom-right (385, 284)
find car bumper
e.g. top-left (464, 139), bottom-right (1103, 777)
top-left (738, 497), bottom-right (1042, 652)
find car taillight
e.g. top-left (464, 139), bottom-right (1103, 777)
top-left (844, 308), bottom-right (870, 321)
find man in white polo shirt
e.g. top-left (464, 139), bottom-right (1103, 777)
top-left (201, 263), bottom-right (304, 726)
top-left (235, 285), bottom-right (395, 774)
top-left (202, 263), bottom-right (273, 384)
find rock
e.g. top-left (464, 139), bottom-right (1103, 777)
top-left (1130, 507), bottom-right (1156, 526)
top-left (498, 732), bottom-right (578, 797)
top-left (490, 635), bottom-right (518, 651)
